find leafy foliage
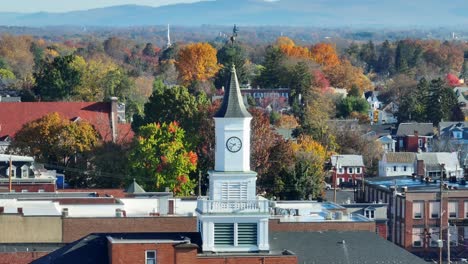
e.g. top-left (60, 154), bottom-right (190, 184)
top-left (176, 42), bottom-right (221, 85)
top-left (129, 122), bottom-right (197, 195)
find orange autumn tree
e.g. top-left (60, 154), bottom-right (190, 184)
top-left (129, 122), bottom-right (197, 196)
top-left (176, 42), bottom-right (221, 85)
top-left (310, 43), bottom-right (340, 68)
top-left (324, 58), bottom-right (372, 93)
top-left (275, 36), bottom-right (311, 59)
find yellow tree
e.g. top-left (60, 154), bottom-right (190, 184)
top-left (8, 112), bottom-right (99, 166)
top-left (275, 36), bottom-right (311, 59)
top-left (176, 43), bottom-right (220, 85)
top-left (324, 58), bottom-right (372, 93)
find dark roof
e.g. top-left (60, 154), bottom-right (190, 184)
top-left (125, 179), bottom-right (146, 194)
top-left (214, 65), bottom-right (252, 118)
top-left (270, 231), bottom-right (426, 264)
top-left (396, 123), bottom-right (434, 137)
top-left (32, 232), bottom-right (202, 264)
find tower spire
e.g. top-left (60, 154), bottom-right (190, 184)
top-left (166, 24), bottom-right (172, 48)
top-left (214, 64), bottom-right (251, 118)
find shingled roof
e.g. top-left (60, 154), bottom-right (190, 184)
top-left (270, 231), bottom-right (426, 264)
top-left (384, 152), bottom-right (416, 164)
top-left (396, 123), bottom-right (434, 137)
top-left (214, 65), bottom-right (251, 118)
top-left (0, 102), bottom-right (133, 143)
top-left (331, 155), bottom-right (364, 167)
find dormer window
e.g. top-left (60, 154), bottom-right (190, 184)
top-left (364, 208), bottom-right (375, 219)
top-left (6, 165), bottom-right (16, 178)
top-left (21, 165), bottom-right (29, 178)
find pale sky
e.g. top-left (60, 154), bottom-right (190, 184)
top-left (0, 0), bottom-right (207, 13)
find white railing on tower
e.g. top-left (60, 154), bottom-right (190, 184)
top-left (196, 197), bottom-right (269, 214)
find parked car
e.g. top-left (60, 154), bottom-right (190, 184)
top-left (324, 182), bottom-right (332, 190)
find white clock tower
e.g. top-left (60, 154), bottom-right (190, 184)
top-left (196, 65), bottom-right (270, 253)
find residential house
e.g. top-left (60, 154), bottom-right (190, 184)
top-left (379, 152), bottom-right (416, 177)
top-left (0, 154), bottom-right (57, 192)
top-left (438, 121), bottom-right (468, 172)
top-left (358, 176), bottom-right (468, 261)
top-left (0, 98), bottom-right (133, 153)
top-left (416, 152), bottom-right (463, 179)
top-left (378, 135), bottom-right (396, 152)
top-left (331, 155), bottom-right (365, 187)
top-left (378, 102), bottom-right (398, 124)
top-left (395, 123), bottom-right (434, 152)
top-left (454, 86), bottom-right (468, 110)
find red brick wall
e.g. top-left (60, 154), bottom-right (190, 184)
top-left (0, 183), bottom-right (56, 193)
top-left (376, 223), bottom-right (387, 239)
top-left (110, 243), bottom-right (175, 264)
top-left (269, 219), bottom-right (375, 232)
top-left (0, 252), bottom-right (48, 264)
top-left (62, 217), bottom-right (197, 242)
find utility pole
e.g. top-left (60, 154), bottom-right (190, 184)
top-left (8, 156), bottom-right (12, 192)
top-left (333, 156), bottom-right (340, 204)
top-left (439, 163), bottom-right (445, 264)
top-left (198, 170), bottom-right (202, 196)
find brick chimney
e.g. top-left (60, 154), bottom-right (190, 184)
top-left (110, 97), bottom-right (118, 143)
top-left (417, 160), bottom-right (425, 177)
top-left (414, 130), bottom-right (419, 138)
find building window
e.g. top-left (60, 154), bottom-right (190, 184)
top-left (145, 250), bottom-right (156, 264)
top-left (393, 166), bottom-right (397, 172)
top-left (413, 202), bottom-right (423, 219)
top-left (449, 201), bottom-right (458, 218)
top-left (365, 209), bottom-right (375, 219)
top-left (338, 168), bottom-right (344, 174)
top-left (399, 139), bottom-right (403, 148)
top-left (21, 165), bottom-right (29, 178)
top-left (418, 138), bottom-right (423, 148)
top-left (403, 166), bottom-right (407, 172)
top-left (214, 223), bottom-right (234, 246)
top-left (465, 201), bottom-right (468, 218)
top-left (449, 226), bottom-right (458, 246)
top-left (412, 228), bottom-right (422, 247)
top-left (429, 227), bottom-right (440, 247)
top-left (356, 167), bottom-right (361, 174)
top-left (429, 202), bottom-right (440, 218)
top-left (5, 165), bottom-right (16, 178)
top-left (38, 189), bottom-right (45, 193)
top-left (348, 167), bottom-right (353, 174)
top-left (237, 223), bottom-right (257, 245)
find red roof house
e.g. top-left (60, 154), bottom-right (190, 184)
top-left (0, 99), bottom-right (133, 144)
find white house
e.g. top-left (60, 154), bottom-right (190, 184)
top-left (416, 152), bottom-right (463, 179)
top-left (377, 135), bottom-right (396, 153)
top-left (379, 152), bottom-right (416, 177)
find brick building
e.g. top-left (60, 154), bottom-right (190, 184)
top-left (358, 176), bottom-right (468, 261)
top-left (331, 155), bottom-right (365, 187)
top-left (394, 123), bottom-right (434, 152)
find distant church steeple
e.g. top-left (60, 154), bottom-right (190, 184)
top-left (166, 24), bottom-right (172, 49)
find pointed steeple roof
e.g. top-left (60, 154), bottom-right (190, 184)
top-left (214, 65), bottom-right (252, 118)
top-left (125, 178), bottom-right (146, 194)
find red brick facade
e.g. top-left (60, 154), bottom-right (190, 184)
top-left (108, 241), bottom-right (297, 264)
top-left (62, 217), bottom-right (198, 242)
top-left (0, 252), bottom-right (48, 264)
top-left (0, 182), bottom-right (56, 193)
top-left (269, 219), bottom-right (375, 232)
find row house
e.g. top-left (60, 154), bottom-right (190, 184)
top-left (395, 123), bottom-right (434, 152)
top-left (416, 152), bottom-right (463, 179)
top-left (358, 176), bottom-right (468, 261)
top-left (331, 155), bottom-right (365, 187)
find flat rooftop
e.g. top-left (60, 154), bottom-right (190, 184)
top-left (366, 176), bottom-right (468, 192)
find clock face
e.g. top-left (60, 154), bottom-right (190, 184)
top-left (226, 136), bottom-right (242, 153)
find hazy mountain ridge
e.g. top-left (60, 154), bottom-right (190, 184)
top-left (0, 0), bottom-right (467, 27)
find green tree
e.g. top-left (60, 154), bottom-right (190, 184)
top-left (426, 78), bottom-right (460, 126)
top-left (376, 40), bottom-right (394, 75)
top-left (129, 122), bottom-right (197, 195)
top-left (336, 96), bottom-right (369, 118)
top-left (253, 46), bottom-right (287, 88)
top-left (397, 78), bottom-right (429, 123)
top-left (132, 79), bottom-right (209, 135)
top-left (214, 44), bottom-right (247, 88)
top-left (34, 55), bottom-right (83, 101)
top-left (359, 40), bottom-right (377, 73)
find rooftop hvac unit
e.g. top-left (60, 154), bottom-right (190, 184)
top-left (62, 208), bottom-right (69, 217)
